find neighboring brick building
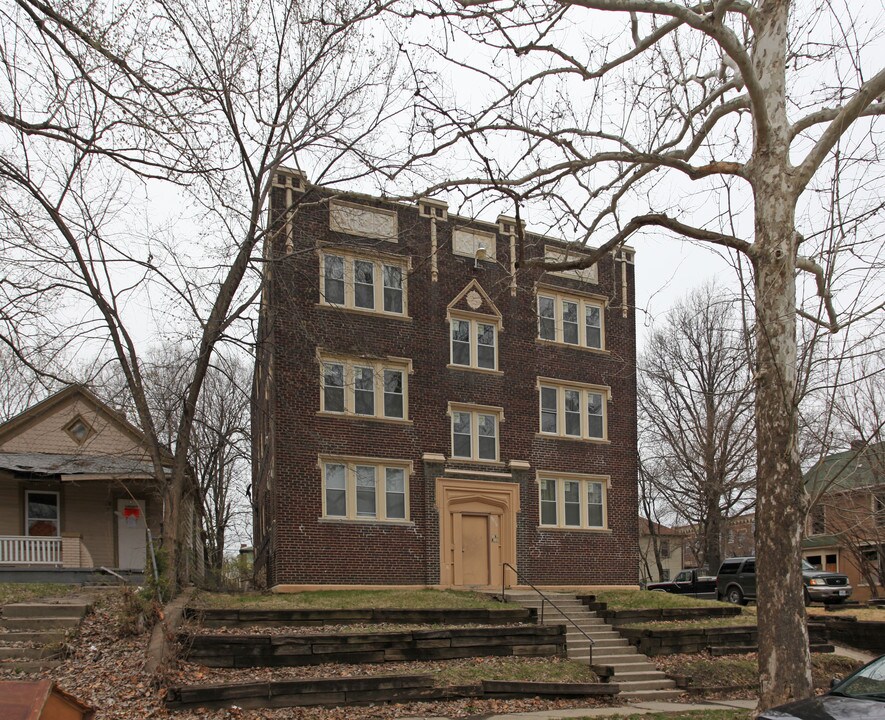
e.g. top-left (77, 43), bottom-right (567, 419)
top-left (252, 169), bottom-right (639, 590)
top-left (803, 441), bottom-right (885, 601)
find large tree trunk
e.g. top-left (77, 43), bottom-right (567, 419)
top-left (704, 500), bottom-right (722, 574)
top-left (753, 186), bottom-right (812, 706)
top-left (751, 2), bottom-right (812, 708)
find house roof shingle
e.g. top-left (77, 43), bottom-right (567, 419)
top-left (804, 441), bottom-right (885, 496)
top-left (0, 451), bottom-right (169, 479)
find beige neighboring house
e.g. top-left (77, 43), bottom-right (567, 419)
top-left (639, 518), bottom-right (685, 583)
top-left (0, 385), bottom-right (171, 579)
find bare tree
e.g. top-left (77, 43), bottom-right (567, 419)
top-left (191, 355), bottom-right (251, 575)
top-left (0, 0), bottom-right (410, 585)
top-left (638, 459), bottom-right (676, 583)
top-left (805, 347), bottom-right (885, 597)
top-left (403, 0), bottom-right (885, 704)
top-left (639, 284), bottom-right (755, 575)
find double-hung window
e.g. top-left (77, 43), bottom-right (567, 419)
top-left (448, 403), bottom-right (503, 462)
top-left (449, 315), bottom-right (498, 371)
top-left (321, 457), bottom-right (411, 521)
top-left (537, 474), bottom-right (608, 529)
top-left (320, 251), bottom-right (408, 316)
top-left (320, 355), bottom-right (411, 421)
top-left (537, 378), bottom-right (609, 441)
top-left (25, 491), bottom-right (60, 537)
top-left (536, 290), bottom-right (605, 350)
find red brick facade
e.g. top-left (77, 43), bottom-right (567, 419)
top-left (252, 172), bottom-right (639, 589)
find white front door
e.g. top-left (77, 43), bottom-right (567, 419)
top-left (116, 499), bottom-right (147, 570)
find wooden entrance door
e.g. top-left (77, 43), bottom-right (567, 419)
top-left (436, 478), bottom-right (519, 588)
top-left (459, 514), bottom-right (491, 586)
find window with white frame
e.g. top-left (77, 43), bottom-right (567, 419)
top-left (449, 315), bottom-right (498, 371)
top-left (538, 474), bottom-right (608, 529)
top-left (876, 493), bottom-right (885, 527)
top-left (537, 291), bottom-right (605, 349)
top-left (320, 355), bottom-right (410, 420)
top-left (320, 251), bottom-right (407, 316)
top-left (448, 403), bottom-right (502, 461)
top-left (26, 491), bottom-right (60, 536)
top-left (321, 458), bottom-right (410, 521)
top-left (537, 379), bottom-right (609, 440)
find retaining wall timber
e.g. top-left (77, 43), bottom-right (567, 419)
top-left (818, 617), bottom-right (885, 654)
top-left (592, 606), bottom-right (742, 627)
top-left (620, 623), bottom-right (829, 656)
top-left (165, 674), bottom-right (617, 711)
top-left (186, 606), bottom-right (535, 628)
top-left (183, 625), bottom-right (566, 668)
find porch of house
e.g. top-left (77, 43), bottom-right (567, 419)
top-left (0, 533), bottom-right (148, 583)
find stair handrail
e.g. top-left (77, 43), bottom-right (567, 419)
top-left (501, 562), bottom-right (594, 664)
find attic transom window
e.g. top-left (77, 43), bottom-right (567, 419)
top-left (64, 415), bottom-right (94, 445)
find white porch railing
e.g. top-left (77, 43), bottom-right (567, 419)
top-left (0, 536), bottom-right (62, 565)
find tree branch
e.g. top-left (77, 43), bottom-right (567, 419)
top-left (795, 256), bottom-right (839, 333)
top-left (794, 68), bottom-right (885, 191)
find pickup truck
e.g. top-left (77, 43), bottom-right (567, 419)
top-left (645, 569), bottom-right (718, 599)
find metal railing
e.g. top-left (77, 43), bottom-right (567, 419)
top-left (501, 562), bottom-right (594, 662)
top-left (0, 535), bottom-right (62, 564)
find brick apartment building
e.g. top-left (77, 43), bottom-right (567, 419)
top-left (252, 169), bottom-right (639, 590)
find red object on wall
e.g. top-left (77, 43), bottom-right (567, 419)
top-left (123, 506), bottom-right (140, 520)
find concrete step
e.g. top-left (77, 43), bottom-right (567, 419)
top-left (570, 651), bottom-right (644, 662)
top-left (615, 678), bottom-right (676, 691)
top-left (589, 649), bottom-right (643, 659)
top-left (575, 656), bottom-right (659, 672)
top-left (564, 627), bottom-right (621, 636)
top-left (620, 689), bottom-right (684, 701)
top-left (586, 654), bottom-right (650, 665)
top-left (0, 646), bottom-right (60, 660)
top-left (612, 670), bottom-right (672, 682)
top-left (544, 614), bottom-right (604, 623)
top-left (507, 599), bottom-right (588, 609)
top-left (514, 601), bottom-right (589, 611)
top-left (2, 603), bottom-right (89, 620)
top-left (607, 662), bottom-right (660, 674)
top-left (1, 617), bottom-right (81, 630)
top-left (571, 637), bottom-right (625, 646)
top-left (0, 658), bottom-right (62, 673)
top-left (566, 640), bottom-right (624, 655)
top-left (565, 629), bottom-right (622, 638)
top-left (0, 631), bottom-right (67, 644)
top-left (581, 645), bottom-right (638, 657)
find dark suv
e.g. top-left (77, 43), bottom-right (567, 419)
top-left (716, 556), bottom-right (852, 606)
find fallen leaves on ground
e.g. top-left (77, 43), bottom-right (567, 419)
top-left (1, 589), bottom-right (615, 719)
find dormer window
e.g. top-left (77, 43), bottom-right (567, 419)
top-left (64, 415), bottom-right (94, 445)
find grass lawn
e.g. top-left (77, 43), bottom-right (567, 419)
top-left (567, 712), bottom-right (752, 720)
top-left (433, 656), bottom-right (597, 685)
top-left (623, 612), bottom-right (757, 631)
top-left (807, 605), bottom-right (885, 622)
top-left (192, 588), bottom-right (508, 610)
top-left (0, 582), bottom-right (72, 605)
top-left (656, 652), bottom-right (862, 690)
top-left (595, 589), bottom-right (735, 611)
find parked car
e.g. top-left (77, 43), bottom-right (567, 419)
top-left (758, 653), bottom-right (885, 719)
top-left (645, 569), bottom-right (718, 599)
top-left (716, 556), bottom-right (852, 606)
